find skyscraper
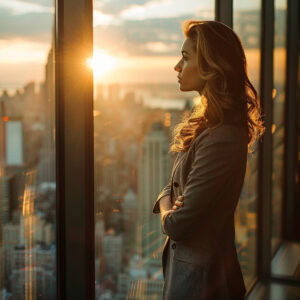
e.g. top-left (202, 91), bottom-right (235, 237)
top-left (137, 122), bottom-right (171, 264)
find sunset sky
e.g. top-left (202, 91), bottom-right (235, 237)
top-left (0, 0), bottom-right (285, 92)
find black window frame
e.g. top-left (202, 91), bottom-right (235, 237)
top-left (55, 0), bottom-right (95, 299)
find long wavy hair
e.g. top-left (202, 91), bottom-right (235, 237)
top-left (170, 20), bottom-right (265, 154)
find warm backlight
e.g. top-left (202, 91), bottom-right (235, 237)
top-left (86, 51), bottom-right (118, 79)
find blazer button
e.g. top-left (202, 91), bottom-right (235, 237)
top-left (173, 181), bottom-right (179, 187)
top-left (171, 243), bottom-right (176, 249)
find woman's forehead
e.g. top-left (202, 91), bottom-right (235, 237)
top-left (181, 38), bottom-right (194, 53)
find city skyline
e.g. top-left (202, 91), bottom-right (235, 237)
top-left (0, 0), bottom-right (294, 298)
top-left (0, 0), bottom-right (286, 91)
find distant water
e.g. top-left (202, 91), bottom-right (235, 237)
top-left (142, 97), bottom-right (189, 110)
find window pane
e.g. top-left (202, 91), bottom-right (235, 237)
top-left (271, 0), bottom-right (287, 254)
top-left (0, 1), bottom-right (56, 298)
top-left (93, 1), bottom-right (214, 298)
top-left (233, 0), bottom-right (261, 288)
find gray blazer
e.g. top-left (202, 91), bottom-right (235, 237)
top-left (152, 124), bottom-right (248, 299)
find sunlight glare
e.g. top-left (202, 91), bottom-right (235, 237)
top-left (86, 51), bottom-right (118, 79)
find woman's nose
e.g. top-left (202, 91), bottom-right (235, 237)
top-left (174, 63), bottom-right (181, 72)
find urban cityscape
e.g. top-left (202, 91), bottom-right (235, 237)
top-left (0, 1), bottom-right (287, 299)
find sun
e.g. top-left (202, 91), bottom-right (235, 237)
top-left (86, 50), bottom-right (118, 79)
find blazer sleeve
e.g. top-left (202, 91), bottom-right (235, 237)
top-left (152, 180), bottom-right (172, 214)
top-left (161, 139), bottom-right (241, 241)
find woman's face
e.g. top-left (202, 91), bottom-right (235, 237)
top-left (174, 37), bottom-right (205, 93)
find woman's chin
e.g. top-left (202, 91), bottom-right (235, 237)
top-left (179, 84), bottom-right (191, 92)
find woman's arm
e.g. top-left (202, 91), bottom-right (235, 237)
top-left (159, 195), bottom-right (174, 226)
top-left (152, 181), bottom-right (172, 214)
top-left (153, 153), bottom-right (182, 214)
top-left (161, 140), bottom-right (242, 241)
top-left (159, 194), bottom-right (173, 213)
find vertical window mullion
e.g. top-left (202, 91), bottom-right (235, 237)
top-left (55, 0), bottom-right (94, 299)
top-left (284, 0), bottom-right (299, 241)
top-left (215, 0), bottom-right (233, 27)
top-left (257, 0), bottom-right (274, 281)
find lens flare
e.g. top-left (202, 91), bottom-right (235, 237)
top-left (86, 51), bottom-right (118, 79)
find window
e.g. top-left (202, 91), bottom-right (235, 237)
top-left (0, 1), bottom-right (56, 298)
top-left (233, 0), bottom-right (261, 288)
top-left (1, 1), bottom-right (298, 298)
top-left (92, 1), bottom-right (214, 298)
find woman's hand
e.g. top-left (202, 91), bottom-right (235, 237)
top-left (160, 195), bottom-right (184, 225)
top-left (161, 195), bottom-right (184, 227)
top-left (172, 195), bottom-right (184, 210)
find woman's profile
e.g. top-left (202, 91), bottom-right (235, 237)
top-left (152, 20), bottom-right (265, 299)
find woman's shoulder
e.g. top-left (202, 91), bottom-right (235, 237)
top-left (195, 123), bottom-right (247, 148)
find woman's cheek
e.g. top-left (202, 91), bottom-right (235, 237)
top-left (182, 65), bottom-right (189, 76)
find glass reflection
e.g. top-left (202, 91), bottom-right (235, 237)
top-left (0, 0), bottom-right (56, 298)
top-left (93, 1), bottom-right (214, 298)
top-left (233, 0), bottom-right (261, 288)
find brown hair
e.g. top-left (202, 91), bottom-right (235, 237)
top-left (169, 20), bottom-right (265, 154)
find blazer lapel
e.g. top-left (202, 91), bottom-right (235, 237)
top-left (170, 127), bottom-right (210, 183)
top-left (162, 128), bottom-right (211, 255)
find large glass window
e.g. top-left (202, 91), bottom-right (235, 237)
top-left (271, 0), bottom-right (287, 254)
top-left (233, 0), bottom-right (261, 288)
top-left (0, 1), bottom-right (56, 298)
top-left (92, 1), bottom-right (214, 298)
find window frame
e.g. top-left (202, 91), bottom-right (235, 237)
top-left (55, 0), bottom-right (95, 299)
top-left (52, 0), bottom-right (299, 298)
top-left (283, 0), bottom-right (299, 241)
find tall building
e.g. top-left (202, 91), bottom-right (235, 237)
top-left (137, 122), bottom-right (171, 262)
top-left (122, 188), bottom-right (137, 254)
top-left (10, 245), bottom-right (56, 299)
top-left (102, 230), bottom-right (123, 275)
top-left (37, 48), bottom-right (56, 185)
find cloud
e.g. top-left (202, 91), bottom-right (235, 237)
top-left (0, 7), bottom-right (53, 42)
top-left (0, 38), bottom-right (49, 63)
top-left (0, 0), bottom-right (52, 15)
top-left (94, 15), bottom-right (191, 57)
top-left (18, 0), bottom-right (52, 8)
top-left (0, 1), bottom-right (187, 57)
top-left (96, 0), bottom-right (214, 20)
top-left (95, 0), bottom-right (154, 15)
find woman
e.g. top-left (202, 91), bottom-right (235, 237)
top-left (152, 20), bottom-right (265, 299)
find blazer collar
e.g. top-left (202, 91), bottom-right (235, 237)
top-left (171, 127), bottom-right (210, 179)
